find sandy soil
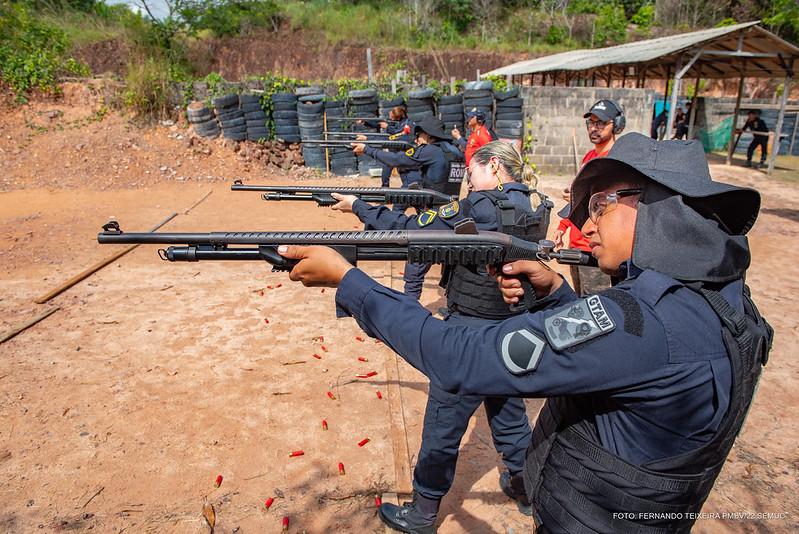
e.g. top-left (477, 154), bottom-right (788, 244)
top-left (0, 96), bottom-right (797, 534)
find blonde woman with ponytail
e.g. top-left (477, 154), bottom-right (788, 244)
top-left (328, 140), bottom-right (554, 531)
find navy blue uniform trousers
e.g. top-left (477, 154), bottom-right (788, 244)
top-left (413, 312), bottom-right (532, 499)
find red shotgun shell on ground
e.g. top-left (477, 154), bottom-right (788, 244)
top-left (358, 438), bottom-right (370, 447)
top-left (264, 497), bottom-right (274, 510)
top-left (289, 450), bottom-right (304, 457)
top-left (214, 475), bottom-right (223, 488)
top-left (338, 462), bottom-right (345, 475)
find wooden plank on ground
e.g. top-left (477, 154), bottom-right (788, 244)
top-left (384, 260), bottom-right (414, 495)
top-left (0, 307), bottom-right (60, 344)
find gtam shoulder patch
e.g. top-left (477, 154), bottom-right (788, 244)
top-left (438, 201), bottom-right (459, 219)
top-left (389, 133), bottom-right (399, 140)
top-left (417, 209), bottom-right (437, 227)
top-left (543, 295), bottom-right (615, 351)
top-left (405, 147), bottom-right (415, 157)
top-left (501, 329), bottom-right (546, 375)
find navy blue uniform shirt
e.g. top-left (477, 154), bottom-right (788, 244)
top-left (333, 262), bottom-right (736, 467)
top-left (363, 143), bottom-right (449, 189)
top-left (351, 182), bottom-right (533, 231)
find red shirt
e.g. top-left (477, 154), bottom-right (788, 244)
top-left (557, 148), bottom-right (608, 251)
top-left (464, 125), bottom-right (492, 166)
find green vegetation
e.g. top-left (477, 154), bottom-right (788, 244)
top-left (0, 2), bottom-right (90, 101)
top-left (2, 0), bottom-right (798, 119)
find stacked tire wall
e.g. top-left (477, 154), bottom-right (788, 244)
top-left (348, 88), bottom-right (382, 176)
top-left (272, 92), bottom-right (300, 143)
top-left (493, 86), bottom-right (524, 140)
top-left (213, 94), bottom-right (246, 142)
top-left (296, 86), bottom-right (326, 169)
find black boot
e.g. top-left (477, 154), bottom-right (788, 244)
top-left (378, 492), bottom-right (439, 534)
top-left (500, 470), bottom-right (533, 516)
top-left (744, 160), bottom-right (752, 167)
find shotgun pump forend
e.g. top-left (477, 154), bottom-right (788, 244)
top-left (98, 219), bottom-right (596, 272)
top-left (230, 181), bottom-right (455, 208)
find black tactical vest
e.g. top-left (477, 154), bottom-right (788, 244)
top-left (524, 285), bottom-right (772, 533)
top-left (433, 141), bottom-right (466, 197)
top-left (443, 189), bottom-right (554, 319)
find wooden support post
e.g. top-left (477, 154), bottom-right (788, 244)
top-left (688, 67), bottom-right (702, 139)
top-left (450, 76), bottom-right (456, 95)
top-left (726, 66), bottom-right (746, 165)
top-left (366, 48), bottom-right (373, 83)
top-left (666, 56), bottom-right (683, 141)
top-left (767, 72), bottom-right (792, 175)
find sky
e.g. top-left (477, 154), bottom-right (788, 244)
top-left (106, 0), bottom-right (170, 20)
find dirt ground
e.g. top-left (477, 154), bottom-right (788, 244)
top-left (1, 95), bottom-right (798, 534)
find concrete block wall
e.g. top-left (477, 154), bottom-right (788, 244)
top-left (520, 86), bottom-right (655, 175)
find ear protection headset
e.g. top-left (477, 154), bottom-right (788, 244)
top-left (605, 99), bottom-right (626, 134)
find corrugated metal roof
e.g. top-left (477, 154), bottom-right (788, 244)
top-left (487, 21), bottom-right (798, 78)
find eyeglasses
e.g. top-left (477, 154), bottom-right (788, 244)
top-left (588, 189), bottom-right (642, 222)
top-left (585, 119), bottom-right (611, 130)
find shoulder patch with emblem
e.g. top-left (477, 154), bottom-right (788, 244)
top-left (405, 147), bottom-right (415, 157)
top-left (389, 133), bottom-right (399, 140)
top-left (438, 201), bottom-right (459, 219)
top-left (417, 209), bottom-right (437, 227)
top-left (544, 295), bottom-right (615, 351)
top-left (501, 329), bottom-right (546, 375)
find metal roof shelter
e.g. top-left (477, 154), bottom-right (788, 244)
top-left (487, 22), bottom-right (799, 174)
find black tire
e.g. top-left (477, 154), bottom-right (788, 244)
top-left (272, 101), bottom-right (296, 111)
top-left (463, 96), bottom-right (493, 107)
top-left (196, 127), bottom-right (220, 138)
top-left (464, 80), bottom-right (494, 91)
top-left (295, 85), bottom-right (324, 96)
top-left (273, 110), bottom-right (298, 120)
top-left (407, 98), bottom-right (433, 108)
top-left (298, 94), bottom-right (325, 103)
top-left (496, 97), bottom-right (523, 108)
top-left (407, 106), bottom-right (433, 115)
top-left (493, 87), bottom-right (520, 101)
top-left (408, 88), bottom-right (435, 99)
top-left (216, 109), bottom-right (243, 122)
top-left (299, 129), bottom-right (323, 139)
top-left (437, 103), bottom-right (463, 114)
top-left (495, 119), bottom-right (523, 129)
top-left (271, 92), bottom-right (296, 103)
top-left (244, 111), bottom-right (267, 121)
top-left (275, 126), bottom-right (300, 136)
top-left (380, 97), bottom-right (405, 107)
top-left (240, 102), bottom-right (262, 113)
top-left (239, 94), bottom-right (260, 105)
top-left (246, 119), bottom-right (266, 128)
top-left (220, 116), bottom-right (245, 128)
top-left (213, 94), bottom-right (239, 109)
top-left (194, 122), bottom-right (220, 135)
top-left (463, 89), bottom-right (493, 99)
top-left (495, 112), bottom-right (523, 122)
top-left (298, 119), bottom-right (324, 129)
top-left (274, 119), bottom-right (299, 128)
top-left (188, 111), bottom-right (214, 124)
top-left (440, 113), bottom-right (463, 122)
top-left (325, 100), bottom-right (345, 109)
top-left (437, 94), bottom-right (463, 105)
top-left (409, 110), bottom-right (434, 119)
top-left (297, 101), bottom-right (324, 114)
top-left (348, 88), bottom-right (377, 99)
top-left (495, 128), bottom-right (523, 138)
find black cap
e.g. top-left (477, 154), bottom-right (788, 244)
top-left (413, 116), bottom-right (452, 140)
top-left (583, 100), bottom-right (621, 122)
top-left (465, 107), bottom-right (487, 122)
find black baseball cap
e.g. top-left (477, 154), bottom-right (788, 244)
top-left (583, 100), bottom-right (621, 122)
